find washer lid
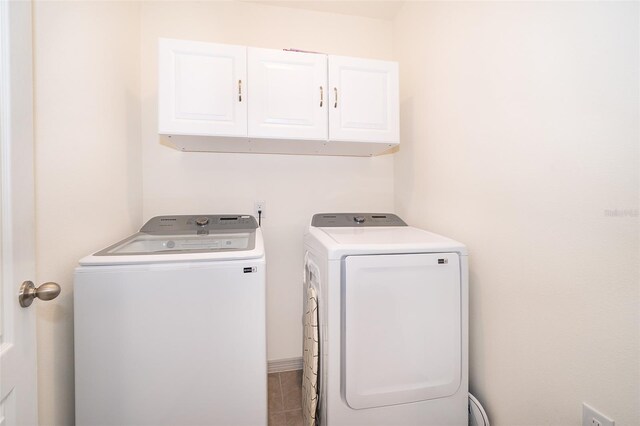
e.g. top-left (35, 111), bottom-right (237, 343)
top-left (95, 215), bottom-right (257, 256)
top-left (96, 231), bottom-right (255, 256)
top-left (140, 214), bottom-right (257, 234)
top-left (78, 215), bottom-right (264, 265)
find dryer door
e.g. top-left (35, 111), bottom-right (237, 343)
top-left (343, 252), bottom-right (461, 409)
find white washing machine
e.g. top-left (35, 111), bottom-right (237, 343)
top-left (74, 215), bottom-right (267, 426)
top-left (302, 213), bottom-right (468, 425)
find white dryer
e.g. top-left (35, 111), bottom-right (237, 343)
top-left (303, 213), bottom-right (468, 425)
top-left (74, 215), bottom-right (267, 426)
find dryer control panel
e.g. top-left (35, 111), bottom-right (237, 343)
top-left (311, 213), bottom-right (407, 227)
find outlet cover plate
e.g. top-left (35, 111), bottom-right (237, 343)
top-left (583, 403), bottom-right (614, 426)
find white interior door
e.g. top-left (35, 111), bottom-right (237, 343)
top-left (248, 48), bottom-right (327, 140)
top-left (328, 55), bottom-right (399, 143)
top-left (0, 2), bottom-right (50, 425)
top-left (158, 38), bottom-right (247, 137)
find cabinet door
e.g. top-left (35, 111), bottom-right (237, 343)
top-left (159, 38), bottom-right (247, 137)
top-left (328, 56), bottom-right (399, 143)
top-left (248, 48), bottom-right (327, 140)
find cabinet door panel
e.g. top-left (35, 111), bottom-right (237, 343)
top-left (248, 48), bottom-right (327, 140)
top-left (329, 56), bottom-right (399, 143)
top-left (159, 38), bottom-right (247, 137)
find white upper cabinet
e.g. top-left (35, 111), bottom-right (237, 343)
top-left (158, 38), bottom-right (247, 137)
top-left (328, 55), bottom-right (399, 144)
top-left (157, 38), bottom-right (400, 156)
top-left (248, 48), bottom-right (327, 141)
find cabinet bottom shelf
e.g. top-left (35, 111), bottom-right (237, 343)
top-left (161, 134), bottom-right (398, 157)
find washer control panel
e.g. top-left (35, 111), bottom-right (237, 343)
top-left (141, 215), bottom-right (258, 234)
top-left (311, 213), bottom-right (407, 227)
top-left (195, 217), bottom-right (210, 227)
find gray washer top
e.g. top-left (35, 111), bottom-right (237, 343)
top-left (140, 215), bottom-right (258, 235)
top-left (311, 213), bottom-right (407, 227)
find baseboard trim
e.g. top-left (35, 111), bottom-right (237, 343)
top-left (268, 357), bottom-right (303, 373)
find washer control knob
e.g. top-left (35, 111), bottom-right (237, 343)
top-left (353, 216), bottom-right (366, 224)
top-left (195, 217), bottom-right (209, 226)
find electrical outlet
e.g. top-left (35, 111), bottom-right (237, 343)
top-left (583, 403), bottom-right (614, 426)
top-left (254, 201), bottom-right (266, 219)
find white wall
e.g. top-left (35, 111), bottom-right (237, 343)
top-left (393, 2), bottom-right (639, 424)
top-left (139, 1), bottom-right (395, 361)
top-left (33, 2), bottom-right (142, 425)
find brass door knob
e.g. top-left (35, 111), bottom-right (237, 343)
top-left (18, 280), bottom-right (61, 307)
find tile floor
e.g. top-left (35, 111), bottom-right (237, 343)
top-left (268, 369), bottom-right (303, 426)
